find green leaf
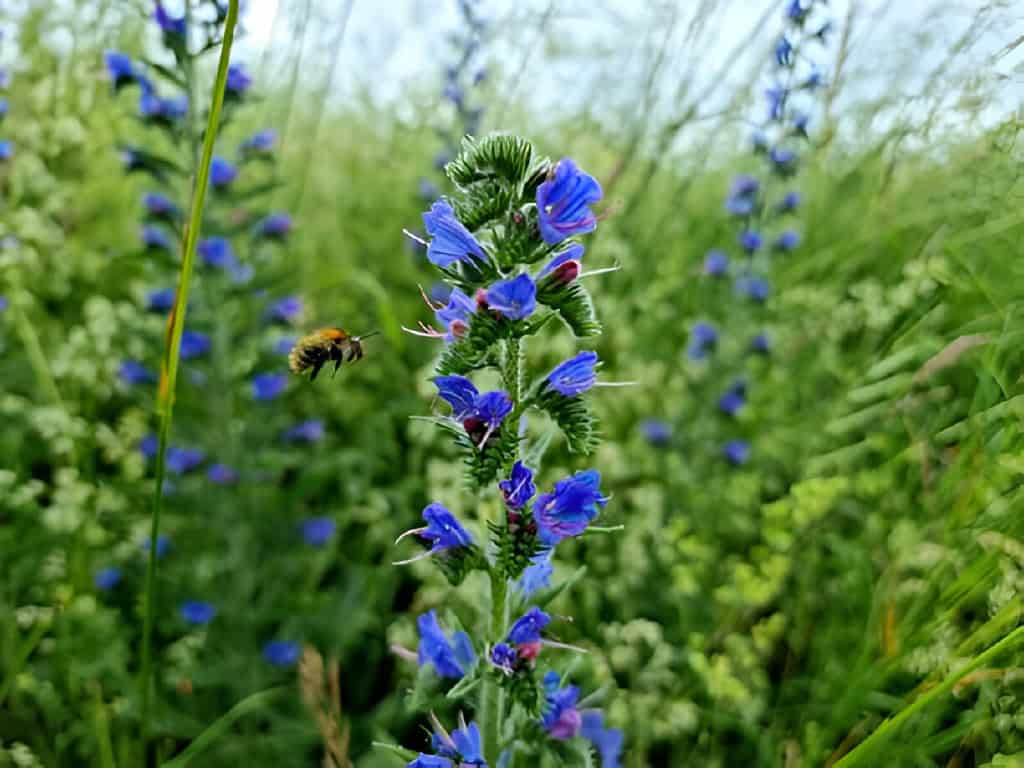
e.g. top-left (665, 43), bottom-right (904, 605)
top-left (535, 390), bottom-right (598, 454)
top-left (447, 133), bottom-right (539, 189)
top-left (446, 673), bottom-right (481, 700)
top-left (162, 688), bottom-right (284, 767)
top-left (538, 281), bottom-right (601, 338)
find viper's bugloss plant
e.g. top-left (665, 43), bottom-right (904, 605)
top-left (387, 134), bottom-right (623, 768)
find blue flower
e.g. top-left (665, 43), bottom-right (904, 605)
top-left (774, 230), bottom-right (801, 252)
top-left (474, 391), bottom-right (514, 432)
top-left (422, 200), bottom-right (487, 268)
top-left (750, 332), bottom-right (771, 354)
top-left (770, 147), bottom-right (797, 174)
top-left (723, 439), bottom-right (750, 466)
top-left (104, 51), bottom-right (136, 88)
top-left (301, 517), bottom-right (336, 546)
top-left (258, 213), bottom-right (291, 239)
top-left (0, 140), bottom-right (12, 161)
top-left (273, 336), bottom-right (297, 355)
top-left (450, 721), bottom-right (485, 766)
top-left (766, 84), bottom-right (787, 120)
top-left (545, 351), bottom-right (598, 397)
top-left (434, 287), bottom-right (475, 342)
top-left (739, 230), bottom-right (762, 254)
top-left (141, 534), bottom-right (172, 558)
top-left (143, 192), bottom-right (178, 219)
top-left (434, 151), bottom-right (452, 170)
top-left (263, 640), bottom-right (300, 667)
top-left (166, 446), bottom-right (205, 474)
top-left (736, 275), bottom-right (770, 303)
top-left (94, 567), bottom-right (122, 591)
top-left (803, 69), bottom-right (823, 90)
top-left (407, 757), bottom-right (453, 768)
top-left (226, 63), bottom-right (252, 95)
top-left (491, 641), bottom-right (516, 672)
top-left (486, 274), bottom-right (536, 321)
top-left (180, 600), bottom-right (216, 625)
top-left (139, 434), bottom-right (159, 458)
top-left (141, 225), bottom-right (173, 252)
top-left (536, 158), bottom-right (602, 244)
top-left (541, 672), bottom-right (582, 740)
top-left (154, 2), bottom-right (186, 35)
top-left (0, 296), bottom-right (6, 311)
top-left (752, 130), bottom-right (769, 152)
top-left (429, 282), bottom-right (453, 304)
top-left (640, 418), bottom-right (672, 447)
top-left (180, 330), bottom-right (211, 359)
top-left (252, 372), bottom-right (287, 401)
top-left (718, 386), bottom-right (745, 417)
top-left (210, 156), bottom-right (238, 188)
top-left (537, 243), bottom-right (584, 287)
top-left (418, 503), bottom-right (474, 553)
top-left (145, 287), bottom-right (174, 312)
top-left (0, 99), bottom-right (6, 118)
top-left (793, 112), bottom-right (810, 136)
top-left (266, 295), bottom-right (303, 323)
top-left (207, 463), bottom-right (238, 484)
top-left (778, 190), bottom-right (801, 213)
top-left (507, 606), bottom-right (550, 644)
top-left (533, 469), bottom-right (608, 544)
top-left (704, 250), bottom-right (729, 277)
top-left (443, 80), bottom-right (463, 106)
top-left (417, 610), bottom-right (475, 679)
top-left (198, 236), bottom-right (235, 269)
top-left (284, 419), bottom-right (324, 443)
top-left (725, 174), bottom-right (759, 216)
top-left (434, 375), bottom-right (481, 419)
top-left (775, 36), bottom-right (793, 67)
top-left (517, 552), bottom-right (553, 598)
top-left (139, 92), bottom-right (187, 122)
top-left (499, 461), bottom-right (536, 510)
top-left (240, 129), bottom-right (277, 154)
top-left (433, 376), bottom-right (513, 440)
top-left (786, 0), bottom-right (809, 23)
top-left (687, 321), bottom-right (718, 360)
top-left (581, 711), bottom-right (624, 768)
top-left (119, 359), bottom-right (156, 386)
top-left (417, 178), bottom-right (440, 202)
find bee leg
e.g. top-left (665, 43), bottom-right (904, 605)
top-left (310, 362), bottom-right (323, 381)
top-left (332, 357), bottom-right (343, 377)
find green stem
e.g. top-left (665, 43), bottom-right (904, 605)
top-left (139, 0), bottom-right (240, 750)
top-left (833, 625), bottom-right (1024, 767)
top-left (482, 569), bottom-right (509, 763)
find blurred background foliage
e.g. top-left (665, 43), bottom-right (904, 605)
top-left (1, 0), bottom-right (1023, 766)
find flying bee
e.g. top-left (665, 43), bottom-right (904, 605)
top-left (288, 328), bottom-right (379, 381)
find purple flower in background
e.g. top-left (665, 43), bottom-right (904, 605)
top-left (793, 112), bottom-right (810, 136)
top-left (687, 321), bottom-right (718, 360)
top-left (146, 287), bottom-right (175, 312)
top-left (284, 420), bottom-right (324, 443)
top-left (774, 230), bottom-right (801, 252)
top-left (786, 0), bottom-right (809, 23)
top-left (640, 418), bottom-right (672, 447)
top-left (517, 551), bottom-right (553, 598)
top-left (778, 190), bottom-right (801, 213)
top-left (541, 672), bottom-right (582, 740)
top-left (766, 84), bottom-right (787, 121)
top-left (718, 382), bottom-right (746, 417)
top-left (534, 469), bottom-right (608, 545)
top-left (154, 2), bottom-right (186, 35)
top-left (723, 439), bottom-right (750, 466)
top-left (207, 463), bottom-right (238, 484)
top-left (0, 99), bottom-right (6, 118)
top-left (210, 156), bottom-right (238, 188)
top-left (139, 434), bottom-right (159, 458)
top-left (750, 332), bottom-right (772, 354)
top-left (302, 517), bottom-right (336, 546)
top-left (0, 140), bottom-right (11, 161)
top-left (258, 213), bottom-right (291, 239)
top-left (252, 372), bottom-right (287, 401)
top-left (180, 600), bottom-right (216, 625)
top-left (507, 607), bottom-right (550, 644)
top-left (581, 711), bottom-right (624, 768)
top-left (225, 63), bottom-right (252, 95)
top-left (704, 250), bottom-right (729, 277)
top-left (725, 174), bottom-right (759, 216)
top-left (240, 129), bottom-right (277, 154)
top-left (770, 147), bottom-right (798, 175)
top-left (486, 274), bottom-right (536, 321)
top-left (803, 69), bottom-right (824, 90)
top-left (119, 359), bottom-right (156, 386)
top-left (199, 236), bottom-right (234, 269)
top-left (422, 200), bottom-right (487, 268)
top-left (143, 192), bottom-right (178, 219)
top-left (739, 230), bottom-right (762, 254)
top-left (273, 335), bottom-right (297, 355)
top-left (139, 92), bottom-right (187, 122)
top-left (536, 158), bottom-right (602, 244)
top-left (266, 295), bottom-right (302, 323)
top-left (141, 225), bottom-right (173, 252)
top-left (417, 178), bottom-right (440, 202)
top-left (544, 351), bottom-right (598, 397)
top-left (180, 330), bottom-right (211, 359)
top-left (417, 610), bottom-right (475, 679)
top-left (736, 275), bottom-right (770, 303)
top-left (95, 567), bottom-right (122, 591)
top-left (104, 51), bottom-right (136, 88)
top-left (775, 36), bottom-right (793, 67)
top-left (752, 130), bottom-right (769, 152)
top-left (141, 534), bottom-right (172, 558)
top-left (166, 446), bottom-right (205, 474)
top-left (263, 640), bottom-right (300, 667)
top-left (500, 461), bottom-right (536, 510)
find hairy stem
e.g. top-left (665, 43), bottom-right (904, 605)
top-left (833, 625), bottom-right (1024, 767)
top-left (139, 0), bottom-right (240, 750)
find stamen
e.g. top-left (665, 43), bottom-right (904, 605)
top-left (395, 526), bottom-right (427, 544)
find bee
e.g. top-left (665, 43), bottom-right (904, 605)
top-left (288, 328), bottom-right (379, 381)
